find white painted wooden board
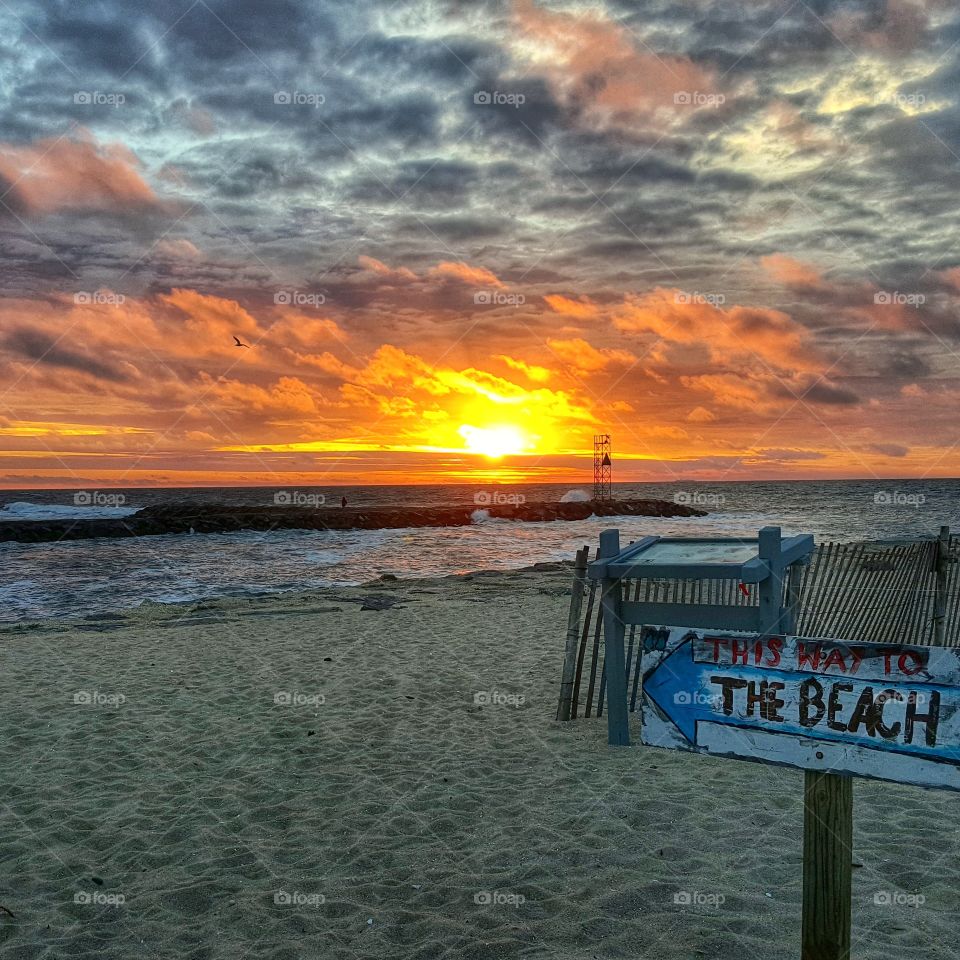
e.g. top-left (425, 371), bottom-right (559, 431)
top-left (640, 627), bottom-right (960, 791)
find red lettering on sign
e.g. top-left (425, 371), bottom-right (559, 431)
top-left (765, 637), bottom-right (783, 667)
top-left (797, 643), bottom-right (822, 671)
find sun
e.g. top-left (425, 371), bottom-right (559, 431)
top-left (458, 424), bottom-right (529, 459)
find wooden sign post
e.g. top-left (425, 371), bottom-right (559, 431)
top-left (639, 626), bottom-right (960, 957)
top-left (802, 771), bottom-right (852, 960)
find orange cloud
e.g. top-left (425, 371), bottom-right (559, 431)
top-left (937, 267), bottom-right (960, 292)
top-left (0, 135), bottom-right (167, 216)
top-left (155, 238), bottom-right (202, 259)
top-left (159, 288), bottom-right (261, 353)
top-left (497, 355), bottom-right (551, 382)
top-left (615, 287), bottom-right (824, 373)
top-left (547, 337), bottom-right (635, 372)
top-left (760, 254), bottom-right (826, 289)
top-left (429, 261), bottom-right (503, 287)
top-left (357, 255), bottom-right (417, 282)
top-left (196, 375), bottom-right (319, 421)
top-left (686, 406), bottom-right (717, 423)
top-left (511, 0), bottom-right (717, 131)
top-left (544, 294), bottom-right (600, 319)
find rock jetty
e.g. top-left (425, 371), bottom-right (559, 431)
top-left (0, 498), bottom-right (706, 544)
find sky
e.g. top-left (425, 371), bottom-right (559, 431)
top-left (1, 0), bottom-right (960, 488)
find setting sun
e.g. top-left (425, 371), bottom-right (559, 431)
top-left (458, 424), bottom-right (530, 459)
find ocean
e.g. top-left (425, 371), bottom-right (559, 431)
top-left (0, 479), bottom-right (955, 623)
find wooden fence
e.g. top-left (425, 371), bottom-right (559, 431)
top-left (557, 531), bottom-right (959, 721)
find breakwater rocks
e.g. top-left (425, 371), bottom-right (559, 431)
top-left (0, 498), bottom-right (706, 544)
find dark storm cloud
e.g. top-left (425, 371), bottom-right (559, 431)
top-left (787, 380), bottom-right (860, 406)
top-left (3, 326), bottom-right (132, 382)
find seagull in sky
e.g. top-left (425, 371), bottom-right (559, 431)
top-left (233, 335), bottom-right (250, 348)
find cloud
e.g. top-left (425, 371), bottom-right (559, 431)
top-left (760, 254), bottom-right (827, 289)
top-left (614, 288), bottom-right (824, 374)
top-left (3, 326), bottom-right (134, 383)
top-left (868, 442), bottom-right (910, 457)
top-left (510, 0), bottom-right (718, 133)
top-left (497, 355), bottom-right (551, 382)
top-left (686, 406), bottom-right (717, 423)
top-left (159, 288), bottom-right (261, 348)
top-left (547, 337), bottom-right (635, 372)
top-left (357, 256), bottom-right (418, 283)
top-left (0, 135), bottom-right (169, 218)
top-left (155, 239), bottom-right (202, 259)
top-left (544, 294), bottom-right (600, 319)
top-left (429, 261), bottom-right (503, 287)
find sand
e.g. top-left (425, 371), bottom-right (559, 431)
top-left (0, 567), bottom-right (957, 959)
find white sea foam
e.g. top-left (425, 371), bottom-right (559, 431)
top-left (0, 501), bottom-right (140, 521)
top-left (560, 489), bottom-right (590, 503)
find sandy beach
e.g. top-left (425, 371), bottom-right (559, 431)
top-left (0, 566), bottom-right (957, 959)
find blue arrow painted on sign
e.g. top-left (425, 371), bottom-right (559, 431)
top-left (643, 638), bottom-right (960, 762)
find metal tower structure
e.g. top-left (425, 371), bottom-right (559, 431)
top-left (593, 434), bottom-right (611, 501)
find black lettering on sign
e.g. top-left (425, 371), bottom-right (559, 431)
top-left (827, 683), bottom-right (853, 732)
top-left (709, 676), bottom-right (747, 715)
top-left (874, 689), bottom-right (903, 741)
top-left (764, 681), bottom-right (786, 722)
top-left (904, 691), bottom-right (940, 747)
top-left (799, 678), bottom-right (825, 727)
top-left (847, 686), bottom-right (876, 737)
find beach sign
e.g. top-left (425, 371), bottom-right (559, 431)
top-left (639, 627), bottom-right (960, 791)
top-left (582, 525), bottom-right (957, 959)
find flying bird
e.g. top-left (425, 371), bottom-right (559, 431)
top-left (233, 335), bottom-right (250, 348)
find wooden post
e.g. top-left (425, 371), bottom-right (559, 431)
top-left (758, 525), bottom-right (784, 634)
top-left (557, 545), bottom-right (589, 721)
top-left (599, 529), bottom-right (630, 746)
top-left (802, 771), bottom-right (853, 960)
top-left (784, 557), bottom-right (806, 634)
top-left (933, 525), bottom-right (950, 646)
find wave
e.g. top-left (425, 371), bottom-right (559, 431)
top-left (0, 500), bottom-right (141, 521)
